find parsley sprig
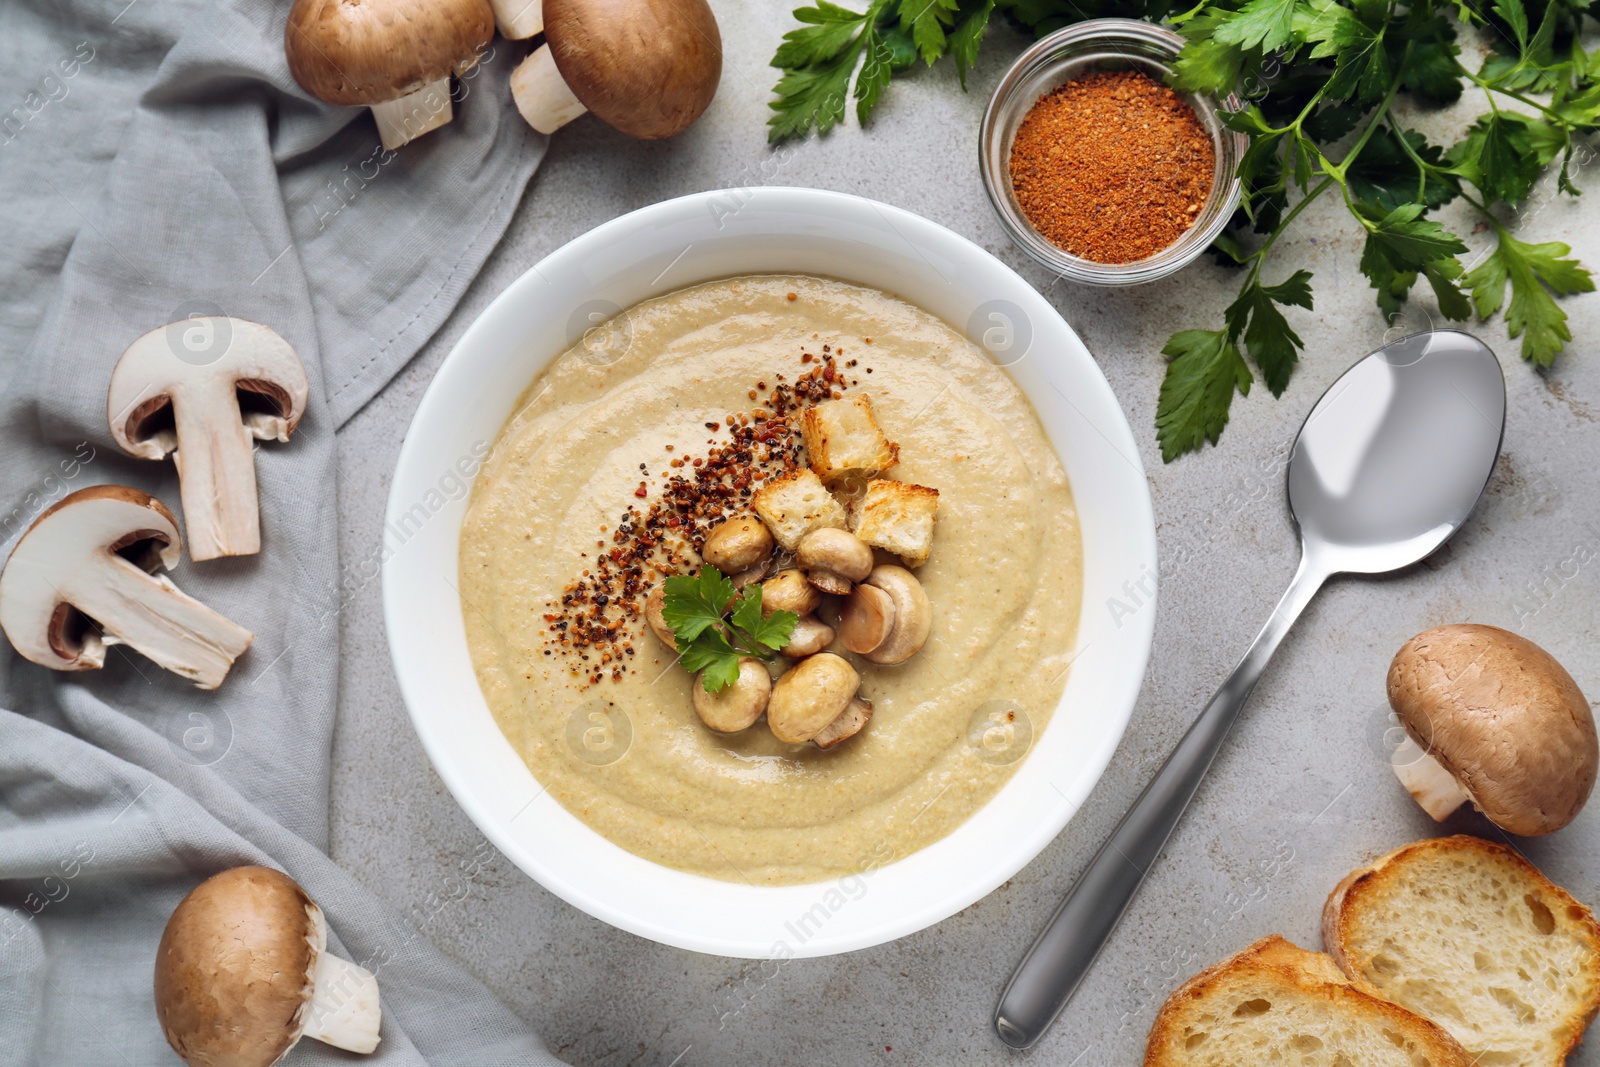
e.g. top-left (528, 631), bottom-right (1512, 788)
top-left (661, 567), bottom-right (799, 693)
top-left (769, 0), bottom-right (1598, 461)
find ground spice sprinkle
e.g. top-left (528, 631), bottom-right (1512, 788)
top-left (1009, 69), bottom-right (1215, 264)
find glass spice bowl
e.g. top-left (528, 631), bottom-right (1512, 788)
top-left (979, 19), bottom-right (1247, 286)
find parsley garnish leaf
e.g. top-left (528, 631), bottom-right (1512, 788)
top-left (1464, 231), bottom-right (1596, 366)
top-left (1156, 329), bottom-right (1253, 462)
top-left (663, 567), bottom-right (799, 692)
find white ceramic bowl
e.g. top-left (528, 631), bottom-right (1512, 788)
top-left (383, 187), bottom-right (1156, 958)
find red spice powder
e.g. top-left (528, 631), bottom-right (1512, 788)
top-left (1008, 69), bottom-right (1216, 264)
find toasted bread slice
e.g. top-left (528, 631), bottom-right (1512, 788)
top-left (849, 480), bottom-right (939, 567)
top-left (751, 468), bottom-right (846, 551)
top-left (801, 395), bottom-right (898, 484)
top-left (1323, 835), bottom-right (1600, 1067)
top-left (1145, 935), bottom-right (1474, 1067)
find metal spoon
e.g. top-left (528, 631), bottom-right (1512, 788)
top-left (994, 329), bottom-right (1506, 1049)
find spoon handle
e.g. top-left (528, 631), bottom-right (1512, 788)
top-left (993, 552), bottom-right (1328, 1050)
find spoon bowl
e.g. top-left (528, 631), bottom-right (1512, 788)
top-left (995, 329), bottom-right (1506, 1049)
top-left (1292, 330), bottom-right (1506, 575)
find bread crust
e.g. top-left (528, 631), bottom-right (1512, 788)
top-left (1322, 834), bottom-right (1600, 1065)
top-left (1144, 934), bottom-right (1474, 1066)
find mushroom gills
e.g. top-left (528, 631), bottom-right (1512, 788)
top-left (301, 907), bottom-right (381, 1054)
top-left (1391, 736), bottom-right (1470, 821)
top-left (489, 0), bottom-right (543, 37)
top-left (369, 78), bottom-right (454, 151)
top-left (511, 47), bottom-right (586, 135)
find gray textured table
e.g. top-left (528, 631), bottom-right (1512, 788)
top-left (330, 3), bottom-right (1600, 1063)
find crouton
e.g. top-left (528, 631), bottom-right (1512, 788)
top-left (751, 468), bottom-right (847, 550)
top-left (801, 395), bottom-right (898, 485)
top-left (850, 480), bottom-right (939, 567)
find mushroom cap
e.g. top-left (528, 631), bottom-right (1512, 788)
top-left (863, 565), bottom-right (931, 665)
top-left (767, 652), bottom-right (859, 744)
top-left (702, 514), bottom-right (774, 575)
top-left (1388, 623), bottom-right (1597, 836)
top-left (760, 568), bottom-right (822, 618)
top-left (544, 0), bottom-right (722, 139)
top-left (780, 614), bottom-right (835, 659)
top-left (838, 582), bottom-right (895, 655)
top-left (0, 485), bottom-right (182, 672)
top-left (798, 527), bottom-right (873, 592)
top-left (285, 0), bottom-right (494, 106)
top-left (154, 866), bottom-right (322, 1067)
top-left (108, 318), bottom-right (310, 461)
top-left (692, 658), bottom-right (771, 733)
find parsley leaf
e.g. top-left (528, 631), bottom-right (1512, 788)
top-left (663, 567), bottom-right (798, 692)
top-left (900, 0), bottom-right (959, 63)
top-left (1214, 0), bottom-right (1306, 52)
top-left (1226, 271), bottom-right (1315, 396)
top-left (1156, 329), bottom-right (1253, 462)
top-left (1464, 231), bottom-right (1596, 366)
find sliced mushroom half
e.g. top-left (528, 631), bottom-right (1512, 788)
top-left (108, 317), bottom-right (309, 561)
top-left (0, 487), bottom-right (253, 689)
top-left (862, 565), bottom-right (931, 665)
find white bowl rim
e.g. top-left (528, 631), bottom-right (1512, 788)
top-left (381, 186), bottom-right (1157, 958)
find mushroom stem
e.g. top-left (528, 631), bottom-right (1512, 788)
top-left (172, 389), bottom-right (260, 561)
top-left (303, 951), bottom-right (381, 1053)
top-left (75, 555), bottom-right (253, 690)
top-left (368, 78), bottom-right (454, 151)
top-left (488, 0), bottom-right (543, 38)
top-left (1391, 736), bottom-right (1468, 821)
top-left (510, 45), bottom-right (586, 134)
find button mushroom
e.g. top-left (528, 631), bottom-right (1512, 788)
top-left (767, 652), bottom-right (859, 744)
top-left (1387, 623), bottom-right (1597, 836)
top-left (760, 568), bottom-right (823, 618)
top-left (860, 565), bottom-right (931, 665)
top-left (108, 318), bottom-right (309, 561)
top-left (509, 0), bottom-right (722, 138)
top-left (644, 583), bottom-right (676, 647)
top-left (285, 0), bottom-right (495, 150)
top-left (0, 486), bottom-right (253, 689)
top-left (838, 582), bottom-right (895, 655)
top-left (701, 514), bottom-right (774, 575)
top-left (813, 696), bottom-right (872, 750)
top-left (155, 866), bottom-right (380, 1067)
top-left (693, 658), bottom-right (771, 733)
top-left (488, 0), bottom-right (543, 38)
top-left (797, 527), bottom-right (873, 595)
top-left (781, 615), bottom-right (836, 659)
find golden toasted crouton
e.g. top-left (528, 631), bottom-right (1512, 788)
top-left (850, 480), bottom-right (938, 567)
top-left (802, 395), bottom-right (899, 484)
top-left (751, 468), bottom-right (847, 550)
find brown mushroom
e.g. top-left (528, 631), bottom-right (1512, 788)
top-left (1387, 623), bottom-right (1597, 836)
top-left (0, 487), bottom-right (253, 689)
top-left (693, 659), bottom-right (770, 733)
top-left (861, 565), bottom-right (931, 665)
top-left (701, 514), bottom-right (774, 575)
top-left (813, 696), bottom-right (872, 750)
top-left (760, 568), bottom-right (823, 618)
top-left (509, 0), bottom-right (722, 138)
top-left (154, 866), bottom-right (380, 1067)
top-left (285, 0), bottom-right (494, 150)
top-left (797, 527), bottom-right (873, 595)
top-left (108, 317), bottom-right (309, 561)
top-left (767, 652), bottom-right (859, 744)
top-left (781, 615), bottom-right (835, 659)
top-left (838, 583), bottom-right (895, 655)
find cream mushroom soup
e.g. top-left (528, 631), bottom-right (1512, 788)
top-left (458, 275), bottom-right (1082, 886)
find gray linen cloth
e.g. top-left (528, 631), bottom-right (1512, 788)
top-left (0, 0), bottom-right (569, 1063)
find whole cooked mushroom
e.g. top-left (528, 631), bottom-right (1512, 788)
top-left (155, 866), bottom-right (380, 1067)
top-left (509, 0), bottom-right (722, 138)
top-left (285, 0), bottom-right (495, 150)
top-left (797, 528), bottom-right (873, 595)
top-left (701, 515), bottom-right (774, 576)
top-left (838, 582), bottom-right (895, 655)
top-left (781, 615), bottom-right (835, 659)
top-left (693, 659), bottom-right (771, 733)
top-left (1387, 623), bottom-right (1597, 836)
top-left (760, 569), bottom-right (823, 619)
top-left (0, 486), bottom-right (253, 689)
top-left (860, 565), bottom-right (931, 665)
top-left (108, 317), bottom-right (309, 561)
top-left (767, 652), bottom-right (859, 744)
